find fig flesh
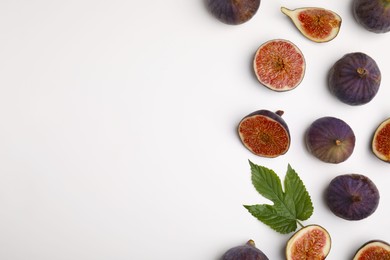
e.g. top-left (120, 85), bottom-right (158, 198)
top-left (281, 7), bottom-right (342, 42)
top-left (372, 117), bottom-right (390, 162)
top-left (353, 0), bottom-right (390, 33)
top-left (207, 0), bottom-right (261, 25)
top-left (286, 225), bottom-right (331, 260)
top-left (328, 52), bottom-right (381, 106)
top-left (238, 110), bottom-right (290, 158)
top-left (222, 239), bottom-right (269, 260)
top-left (253, 39), bottom-right (305, 91)
top-left (305, 117), bottom-right (355, 164)
top-left (325, 174), bottom-right (380, 221)
top-left (353, 240), bottom-right (390, 260)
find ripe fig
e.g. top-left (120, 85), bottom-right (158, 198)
top-left (253, 39), bottom-right (305, 91)
top-left (305, 117), bottom-right (355, 164)
top-left (207, 0), bottom-right (261, 25)
top-left (328, 52), bottom-right (381, 106)
top-left (281, 7), bottom-right (342, 43)
top-left (238, 109), bottom-right (290, 158)
top-left (372, 117), bottom-right (390, 163)
top-left (353, 0), bottom-right (390, 33)
top-left (286, 225), bottom-right (331, 260)
top-left (222, 239), bottom-right (269, 260)
top-left (325, 174), bottom-right (380, 221)
top-left (353, 240), bottom-right (390, 260)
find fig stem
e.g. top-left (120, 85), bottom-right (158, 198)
top-left (357, 67), bottom-right (367, 78)
top-left (276, 110), bottom-right (284, 117)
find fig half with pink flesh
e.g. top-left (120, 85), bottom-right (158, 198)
top-left (253, 39), bottom-right (305, 91)
top-left (286, 225), bottom-right (331, 260)
top-left (353, 240), bottom-right (390, 260)
top-left (281, 7), bottom-right (342, 42)
top-left (238, 110), bottom-right (290, 158)
top-left (372, 117), bottom-right (390, 163)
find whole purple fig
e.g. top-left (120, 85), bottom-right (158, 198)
top-left (353, 0), bottom-right (390, 33)
top-left (207, 0), bottom-right (261, 25)
top-left (305, 116), bottom-right (355, 164)
top-left (222, 240), bottom-right (269, 260)
top-left (325, 174), bottom-right (380, 221)
top-left (328, 52), bottom-right (381, 106)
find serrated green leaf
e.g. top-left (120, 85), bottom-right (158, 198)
top-left (244, 204), bottom-right (297, 234)
top-left (284, 164), bottom-right (314, 221)
top-left (244, 161), bottom-right (313, 234)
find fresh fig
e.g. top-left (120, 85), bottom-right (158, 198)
top-left (372, 117), bottom-right (390, 163)
top-left (238, 109), bottom-right (290, 158)
top-left (325, 174), bottom-right (380, 221)
top-left (281, 7), bottom-right (342, 42)
top-left (253, 39), bottom-right (305, 91)
top-left (207, 0), bottom-right (261, 25)
top-left (328, 52), bottom-right (381, 106)
top-left (286, 225), bottom-right (331, 260)
top-left (222, 239), bottom-right (269, 260)
top-left (353, 240), bottom-right (390, 260)
top-left (305, 116), bottom-right (355, 164)
top-left (353, 0), bottom-right (390, 33)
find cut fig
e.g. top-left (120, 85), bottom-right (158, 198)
top-left (222, 239), bottom-right (269, 260)
top-left (238, 110), bottom-right (290, 158)
top-left (353, 240), bottom-right (390, 260)
top-left (353, 0), bottom-right (390, 33)
top-left (328, 52), bottom-right (381, 106)
top-left (305, 116), bottom-right (355, 164)
top-left (286, 225), bottom-right (331, 260)
top-left (207, 0), bottom-right (261, 25)
top-left (281, 7), bottom-right (342, 42)
top-left (325, 174), bottom-right (380, 221)
top-left (253, 39), bottom-right (305, 91)
top-left (372, 118), bottom-right (390, 163)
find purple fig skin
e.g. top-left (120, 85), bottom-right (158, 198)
top-left (325, 174), bottom-right (380, 221)
top-left (207, 0), bottom-right (261, 25)
top-left (305, 117), bottom-right (355, 164)
top-left (222, 240), bottom-right (269, 260)
top-left (328, 52), bottom-right (381, 106)
top-left (353, 0), bottom-right (390, 33)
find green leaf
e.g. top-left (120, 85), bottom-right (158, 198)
top-left (244, 161), bottom-right (313, 234)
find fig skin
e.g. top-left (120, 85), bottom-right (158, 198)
top-left (281, 7), bottom-right (342, 43)
top-left (353, 240), bottom-right (390, 260)
top-left (353, 0), bottom-right (390, 33)
top-left (207, 0), bottom-right (261, 25)
top-left (238, 110), bottom-right (290, 158)
top-left (286, 225), bottom-right (331, 260)
top-left (328, 52), bottom-right (381, 106)
top-left (222, 239), bottom-right (269, 260)
top-left (372, 117), bottom-right (390, 163)
top-left (325, 174), bottom-right (380, 221)
top-left (305, 116), bottom-right (355, 164)
top-left (253, 39), bottom-right (305, 92)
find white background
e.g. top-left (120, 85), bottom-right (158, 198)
top-left (0, 0), bottom-right (389, 259)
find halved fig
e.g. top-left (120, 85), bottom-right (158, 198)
top-left (253, 39), bottom-right (305, 91)
top-left (281, 7), bottom-right (342, 42)
top-left (286, 225), bottom-right (331, 260)
top-left (328, 52), bottom-right (381, 106)
top-left (353, 240), bottom-right (390, 260)
top-left (372, 118), bottom-right (390, 163)
top-left (325, 174), bottom-right (380, 221)
top-left (305, 116), bottom-right (355, 164)
top-left (207, 0), bottom-right (261, 25)
top-left (238, 110), bottom-right (290, 158)
top-left (222, 239), bottom-right (269, 260)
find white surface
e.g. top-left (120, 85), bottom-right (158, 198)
top-left (0, 0), bottom-right (389, 259)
